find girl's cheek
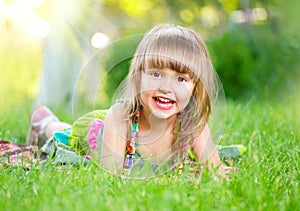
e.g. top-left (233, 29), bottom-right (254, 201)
top-left (175, 84), bottom-right (193, 96)
top-left (141, 77), bottom-right (160, 91)
top-left (149, 79), bottom-right (161, 89)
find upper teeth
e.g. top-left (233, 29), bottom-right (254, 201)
top-left (158, 97), bottom-right (171, 102)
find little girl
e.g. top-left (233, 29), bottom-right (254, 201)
top-left (25, 24), bottom-right (236, 178)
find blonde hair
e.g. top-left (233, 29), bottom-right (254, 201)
top-left (116, 24), bottom-right (218, 146)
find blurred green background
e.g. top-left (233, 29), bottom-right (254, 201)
top-left (0, 0), bottom-right (299, 117)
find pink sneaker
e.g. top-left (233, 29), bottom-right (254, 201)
top-left (26, 106), bottom-right (59, 146)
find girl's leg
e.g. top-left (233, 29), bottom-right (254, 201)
top-left (26, 106), bottom-right (71, 146)
top-left (45, 121), bottom-right (71, 139)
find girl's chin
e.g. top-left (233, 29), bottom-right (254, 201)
top-left (150, 109), bottom-right (178, 120)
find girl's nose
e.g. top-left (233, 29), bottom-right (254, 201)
top-left (158, 77), bottom-right (172, 93)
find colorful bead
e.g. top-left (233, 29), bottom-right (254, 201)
top-left (129, 140), bottom-right (135, 147)
top-left (127, 146), bottom-right (135, 154)
top-left (123, 108), bottom-right (141, 175)
top-left (132, 123), bottom-right (138, 132)
top-left (124, 154), bottom-right (134, 169)
top-left (132, 131), bottom-right (138, 138)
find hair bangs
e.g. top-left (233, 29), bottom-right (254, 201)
top-left (142, 34), bottom-right (200, 81)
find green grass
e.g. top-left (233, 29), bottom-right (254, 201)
top-left (0, 99), bottom-right (299, 211)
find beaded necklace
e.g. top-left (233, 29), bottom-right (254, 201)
top-left (122, 107), bottom-right (186, 176)
top-left (123, 109), bottom-right (140, 175)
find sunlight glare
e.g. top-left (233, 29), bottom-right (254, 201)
top-left (0, 0), bottom-right (49, 38)
top-left (91, 32), bottom-right (111, 49)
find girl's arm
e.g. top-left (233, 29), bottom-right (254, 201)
top-left (192, 125), bottom-right (234, 177)
top-left (100, 104), bottom-right (127, 174)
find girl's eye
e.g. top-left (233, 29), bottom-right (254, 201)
top-left (151, 72), bottom-right (161, 78)
top-left (177, 76), bottom-right (187, 82)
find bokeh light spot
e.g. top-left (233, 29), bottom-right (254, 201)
top-left (91, 32), bottom-right (110, 49)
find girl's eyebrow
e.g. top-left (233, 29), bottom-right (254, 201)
top-left (147, 68), bottom-right (159, 71)
top-left (145, 69), bottom-right (163, 73)
top-left (173, 70), bottom-right (192, 78)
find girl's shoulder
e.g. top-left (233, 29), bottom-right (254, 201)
top-left (103, 102), bottom-right (128, 136)
top-left (105, 102), bottom-right (128, 121)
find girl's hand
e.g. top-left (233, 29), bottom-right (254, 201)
top-left (218, 164), bottom-right (236, 178)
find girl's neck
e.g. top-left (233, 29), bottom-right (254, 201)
top-left (136, 109), bottom-right (179, 161)
top-left (139, 109), bottom-right (177, 133)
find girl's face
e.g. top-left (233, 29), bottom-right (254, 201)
top-left (140, 68), bottom-right (195, 120)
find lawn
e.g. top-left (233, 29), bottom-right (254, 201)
top-left (1, 1), bottom-right (300, 209)
top-left (0, 98), bottom-right (299, 211)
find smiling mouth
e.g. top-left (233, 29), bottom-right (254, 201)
top-left (153, 96), bottom-right (175, 110)
top-left (153, 96), bottom-right (175, 103)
